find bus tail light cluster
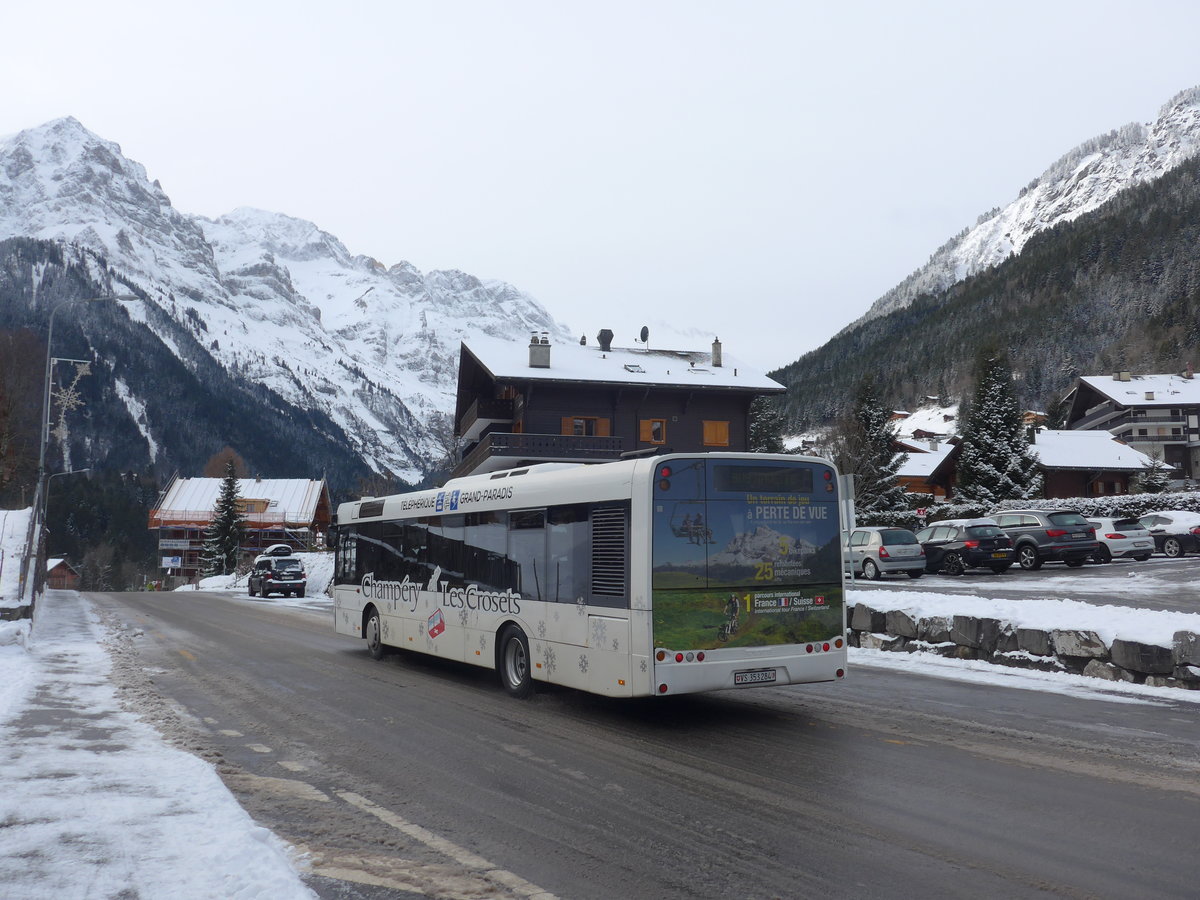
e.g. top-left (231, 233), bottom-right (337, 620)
top-left (804, 638), bottom-right (844, 654)
top-left (656, 649), bottom-right (706, 663)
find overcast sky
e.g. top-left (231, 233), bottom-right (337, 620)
top-left (5, 1), bottom-right (1200, 369)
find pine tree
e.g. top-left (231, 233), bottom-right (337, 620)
top-left (749, 396), bottom-right (787, 453)
top-left (955, 354), bottom-right (1043, 504)
top-left (832, 378), bottom-right (908, 514)
top-left (1132, 446), bottom-right (1171, 493)
top-left (202, 460), bottom-right (247, 576)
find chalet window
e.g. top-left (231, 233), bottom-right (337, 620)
top-left (702, 420), bottom-right (730, 447)
top-left (639, 418), bottom-right (666, 444)
top-left (561, 416), bottom-right (610, 437)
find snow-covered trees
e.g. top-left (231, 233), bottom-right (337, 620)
top-left (1132, 447), bottom-right (1171, 493)
top-left (201, 460), bottom-right (246, 576)
top-left (749, 396), bottom-right (787, 454)
top-left (955, 355), bottom-right (1042, 504)
top-left (832, 378), bottom-right (908, 514)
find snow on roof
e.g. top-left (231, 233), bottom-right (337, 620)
top-left (1080, 373), bottom-right (1200, 406)
top-left (893, 404), bottom-right (959, 438)
top-left (155, 478), bottom-right (326, 522)
top-left (1029, 429), bottom-right (1166, 471)
top-left (462, 334), bottom-right (784, 392)
top-left (895, 442), bottom-right (956, 478)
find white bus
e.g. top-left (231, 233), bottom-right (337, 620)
top-left (332, 453), bottom-right (847, 698)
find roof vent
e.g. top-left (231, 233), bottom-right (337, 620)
top-left (1145, 391), bottom-right (1155, 401)
top-left (1120, 371), bottom-right (1131, 381)
top-left (597, 329), bottom-right (614, 352)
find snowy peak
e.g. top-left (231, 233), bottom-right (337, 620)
top-left (856, 86), bottom-right (1200, 326)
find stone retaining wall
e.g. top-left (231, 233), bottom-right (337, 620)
top-left (848, 603), bottom-right (1200, 690)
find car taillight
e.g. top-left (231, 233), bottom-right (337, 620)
top-left (963, 540), bottom-right (979, 549)
top-left (1191, 526), bottom-right (1200, 536)
top-left (878, 548), bottom-right (890, 558)
top-left (1105, 532), bottom-right (1126, 540)
top-left (1045, 529), bottom-right (1068, 538)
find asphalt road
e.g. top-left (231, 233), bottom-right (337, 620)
top-left (90, 590), bottom-right (1200, 900)
top-left (848, 554), bottom-right (1200, 613)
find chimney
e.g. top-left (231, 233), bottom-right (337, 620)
top-left (597, 329), bottom-right (614, 352)
top-left (712, 337), bottom-right (723, 368)
top-left (1120, 371), bottom-right (1131, 381)
top-left (1186, 362), bottom-right (1194, 380)
top-left (927, 438), bottom-right (939, 451)
top-left (529, 332), bottom-right (550, 368)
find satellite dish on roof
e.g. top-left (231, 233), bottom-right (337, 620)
top-left (638, 325), bottom-right (649, 346)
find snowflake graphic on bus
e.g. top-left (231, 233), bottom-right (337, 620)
top-left (650, 459), bottom-right (843, 650)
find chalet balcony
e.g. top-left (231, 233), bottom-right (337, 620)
top-left (458, 397), bottom-right (515, 442)
top-left (452, 432), bottom-right (627, 478)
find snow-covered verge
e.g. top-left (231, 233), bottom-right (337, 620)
top-left (177, 552), bottom-right (334, 602)
top-left (0, 591), bottom-right (315, 899)
top-left (847, 587), bottom-right (1200, 692)
top-left (0, 507), bottom-right (33, 650)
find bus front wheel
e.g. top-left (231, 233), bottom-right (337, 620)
top-left (365, 607), bottom-right (385, 660)
top-left (498, 625), bottom-right (534, 698)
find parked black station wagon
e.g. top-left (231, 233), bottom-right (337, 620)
top-left (914, 518), bottom-right (1015, 575)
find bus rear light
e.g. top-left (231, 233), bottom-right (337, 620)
top-left (836, 669), bottom-right (845, 678)
top-left (684, 651), bottom-right (695, 662)
top-left (835, 638), bottom-right (844, 648)
top-left (658, 479), bottom-right (671, 491)
top-left (656, 650), bottom-right (667, 662)
top-left (696, 651), bottom-right (705, 662)
top-left (674, 652), bottom-right (684, 663)
top-left (659, 466), bottom-right (672, 478)
top-left (658, 684), bottom-right (669, 694)
top-left (806, 644), bottom-right (813, 653)
top-left (822, 642), bottom-right (830, 652)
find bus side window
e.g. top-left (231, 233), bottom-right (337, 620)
top-left (548, 505), bottom-right (589, 603)
top-left (508, 510), bottom-right (546, 602)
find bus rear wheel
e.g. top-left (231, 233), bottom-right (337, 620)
top-left (365, 607), bottom-right (385, 660)
top-left (498, 625), bottom-right (534, 698)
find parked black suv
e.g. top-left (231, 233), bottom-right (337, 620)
top-left (914, 518), bottom-right (1014, 575)
top-left (991, 509), bottom-right (1098, 570)
top-left (248, 549), bottom-right (307, 597)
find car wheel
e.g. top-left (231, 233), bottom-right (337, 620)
top-left (365, 607), bottom-right (385, 660)
top-left (990, 564), bottom-right (1011, 574)
top-left (1163, 537), bottom-right (1184, 558)
top-left (942, 552), bottom-right (965, 576)
top-left (1065, 558), bottom-right (1085, 568)
top-left (1093, 545), bottom-right (1112, 564)
top-left (1018, 545), bottom-right (1042, 570)
top-left (906, 569), bottom-right (923, 579)
top-left (248, 581), bottom-right (256, 597)
top-left (1134, 554), bottom-right (1151, 562)
top-left (862, 559), bottom-right (881, 581)
top-left (498, 625), bottom-right (534, 698)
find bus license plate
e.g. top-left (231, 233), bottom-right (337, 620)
top-left (734, 669), bottom-right (776, 686)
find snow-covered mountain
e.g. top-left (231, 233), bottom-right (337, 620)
top-left (0, 117), bottom-right (570, 482)
top-left (853, 86), bottom-right (1200, 327)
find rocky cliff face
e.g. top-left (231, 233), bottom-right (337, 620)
top-left (0, 117), bottom-right (571, 481)
top-left (852, 87), bottom-right (1200, 328)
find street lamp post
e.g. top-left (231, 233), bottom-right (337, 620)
top-left (37, 294), bottom-right (138, 530)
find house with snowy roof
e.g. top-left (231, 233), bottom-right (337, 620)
top-left (148, 476), bottom-right (332, 577)
top-left (894, 437), bottom-right (958, 499)
top-left (46, 558), bottom-right (81, 591)
top-left (1028, 429), bottom-right (1169, 498)
top-left (451, 331), bottom-right (785, 477)
top-left (1064, 370), bottom-right (1200, 478)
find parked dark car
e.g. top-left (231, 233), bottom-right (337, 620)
top-left (248, 553), bottom-right (307, 598)
top-left (991, 509), bottom-right (1098, 570)
top-left (914, 518), bottom-right (1014, 575)
top-left (1137, 510), bottom-right (1200, 558)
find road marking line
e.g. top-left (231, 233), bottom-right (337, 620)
top-left (337, 790), bottom-right (558, 900)
top-left (246, 743), bottom-right (273, 753)
top-left (219, 729), bottom-right (243, 737)
top-left (278, 760), bottom-right (307, 772)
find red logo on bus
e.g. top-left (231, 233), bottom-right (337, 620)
top-left (427, 608), bottom-right (446, 639)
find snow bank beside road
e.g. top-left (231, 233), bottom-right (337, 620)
top-left (849, 588), bottom-right (1200, 648)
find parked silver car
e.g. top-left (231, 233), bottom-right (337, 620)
top-left (1086, 516), bottom-right (1154, 563)
top-left (846, 527), bottom-right (925, 580)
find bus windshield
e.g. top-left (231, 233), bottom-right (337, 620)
top-left (651, 457), bottom-right (843, 650)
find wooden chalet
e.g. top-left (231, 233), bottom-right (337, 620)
top-left (452, 331), bottom-right (785, 477)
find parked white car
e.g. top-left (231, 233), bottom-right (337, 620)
top-left (1085, 516), bottom-right (1154, 563)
